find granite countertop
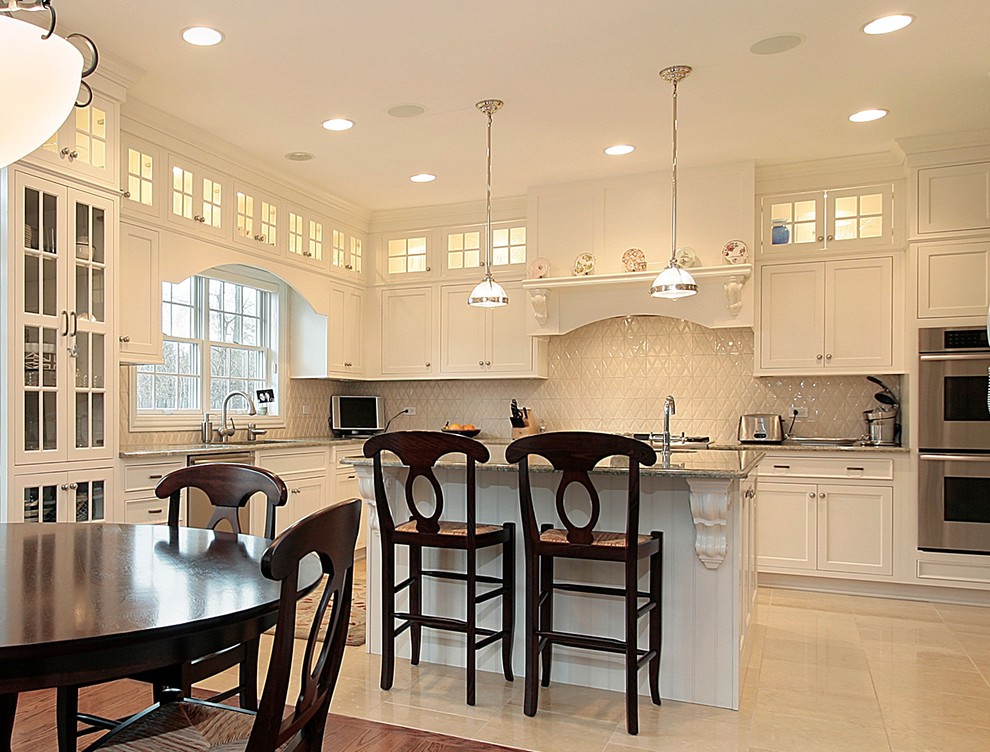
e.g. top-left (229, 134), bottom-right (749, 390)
top-left (709, 441), bottom-right (910, 453)
top-left (345, 443), bottom-right (764, 480)
top-left (119, 437), bottom-right (364, 459)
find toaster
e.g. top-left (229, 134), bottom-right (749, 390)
top-left (738, 414), bottom-right (784, 443)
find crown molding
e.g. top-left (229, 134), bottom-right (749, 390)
top-left (755, 151), bottom-right (906, 194)
top-left (368, 196), bottom-right (528, 234)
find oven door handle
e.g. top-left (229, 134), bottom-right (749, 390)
top-left (920, 453), bottom-right (990, 462)
top-left (920, 353), bottom-right (990, 362)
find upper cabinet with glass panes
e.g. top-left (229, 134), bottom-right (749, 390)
top-left (444, 223), bottom-right (527, 276)
top-left (759, 185), bottom-right (894, 256)
top-left (285, 204), bottom-right (330, 271)
top-left (29, 92), bottom-right (119, 188)
top-left (166, 155), bottom-right (228, 239)
top-left (233, 181), bottom-right (282, 256)
top-left (329, 225), bottom-right (365, 279)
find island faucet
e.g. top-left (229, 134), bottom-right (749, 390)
top-left (216, 390), bottom-right (257, 443)
top-left (661, 394), bottom-right (676, 454)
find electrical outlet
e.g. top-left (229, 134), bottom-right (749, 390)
top-left (403, 406), bottom-right (416, 416)
top-left (790, 405), bottom-right (809, 418)
top-left (302, 404), bottom-right (312, 415)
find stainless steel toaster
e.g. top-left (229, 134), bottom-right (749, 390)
top-left (738, 414), bottom-right (784, 443)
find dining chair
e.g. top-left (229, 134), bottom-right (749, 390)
top-left (57, 463), bottom-right (288, 752)
top-left (364, 430), bottom-right (515, 705)
top-left (81, 498), bottom-right (361, 752)
top-left (504, 431), bottom-right (662, 735)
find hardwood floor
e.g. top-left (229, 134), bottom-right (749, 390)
top-left (10, 680), bottom-right (526, 751)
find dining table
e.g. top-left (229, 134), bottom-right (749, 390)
top-left (0, 522), bottom-right (321, 752)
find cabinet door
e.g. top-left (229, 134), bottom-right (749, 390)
top-left (824, 257), bottom-right (893, 370)
top-left (917, 240), bottom-right (990, 318)
top-left (758, 262), bottom-right (825, 370)
top-left (233, 182), bottom-right (281, 255)
top-left (118, 223), bottom-right (162, 363)
top-left (328, 285), bottom-right (364, 377)
top-left (440, 284), bottom-right (487, 374)
top-left (120, 135), bottom-right (162, 219)
top-left (761, 191), bottom-right (825, 254)
top-left (380, 287), bottom-right (436, 376)
top-left (817, 484), bottom-right (892, 576)
top-left (917, 162), bottom-right (990, 235)
top-left (11, 468), bottom-right (111, 524)
top-left (488, 282), bottom-right (535, 374)
top-left (166, 155), bottom-right (227, 238)
top-left (280, 476), bottom-right (327, 536)
top-left (825, 185), bottom-right (893, 251)
top-left (31, 93), bottom-right (117, 187)
top-left (286, 208), bottom-right (329, 270)
top-left (756, 482), bottom-right (818, 571)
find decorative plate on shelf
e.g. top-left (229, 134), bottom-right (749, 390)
top-left (527, 257), bottom-right (551, 279)
top-left (674, 247), bottom-right (698, 268)
top-left (621, 248), bottom-right (646, 272)
top-left (572, 252), bottom-right (596, 276)
top-left (722, 239), bottom-right (749, 265)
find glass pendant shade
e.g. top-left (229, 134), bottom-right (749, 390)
top-left (468, 275), bottom-right (509, 307)
top-left (0, 15), bottom-right (83, 168)
top-left (650, 261), bottom-right (698, 299)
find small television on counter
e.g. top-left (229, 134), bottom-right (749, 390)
top-left (330, 395), bottom-right (385, 437)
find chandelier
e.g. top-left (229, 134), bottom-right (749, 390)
top-left (0, 1), bottom-right (99, 168)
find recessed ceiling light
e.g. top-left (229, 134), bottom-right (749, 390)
top-left (749, 34), bottom-right (804, 56)
top-left (322, 118), bottom-right (354, 131)
top-left (849, 108), bottom-right (889, 122)
top-left (862, 15), bottom-right (914, 35)
top-left (388, 104), bottom-right (426, 118)
top-left (182, 27), bottom-right (224, 47)
top-left (604, 144), bottom-right (635, 156)
top-left (284, 151), bottom-right (315, 162)
top-left (410, 173), bottom-right (436, 183)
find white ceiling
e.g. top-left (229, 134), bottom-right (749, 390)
top-left (56, 1), bottom-right (990, 212)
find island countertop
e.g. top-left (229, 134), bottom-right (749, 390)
top-left (345, 443), bottom-right (763, 480)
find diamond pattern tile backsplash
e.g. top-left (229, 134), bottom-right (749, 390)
top-left (337, 316), bottom-right (897, 443)
top-left (121, 316), bottom-right (899, 446)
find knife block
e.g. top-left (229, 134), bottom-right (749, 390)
top-left (511, 412), bottom-right (539, 439)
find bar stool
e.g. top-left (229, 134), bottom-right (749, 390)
top-left (504, 431), bottom-right (662, 735)
top-left (364, 430), bottom-right (515, 705)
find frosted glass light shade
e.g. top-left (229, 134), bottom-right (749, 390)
top-left (650, 262), bottom-right (698, 299)
top-left (0, 15), bottom-right (82, 168)
top-left (468, 276), bottom-right (509, 307)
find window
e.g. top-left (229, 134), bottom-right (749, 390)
top-left (135, 270), bottom-right (280, 424)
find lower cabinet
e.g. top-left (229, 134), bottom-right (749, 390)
top-left (120, 457), bottom-right (186, 524)
top-left (756, 455), bottom-right (894, 577)
top-left (255, 447), bottom-right (330, 536)
top-left (332, 444), bottom-right (366, 551)
top-left (11, 466), bottom-right (115, 524)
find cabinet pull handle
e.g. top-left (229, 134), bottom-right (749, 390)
top-left (69, 311), bottom-right (78, 336)
top-left (846, 467), bottom-right (864, 472)
top-left (772, 464), bottom-right (790, 469)
top-left (147, 508), bottom-right (163, 514)
top-left (148, 474), bottom-right (163, 479)
top-left (745, 488), bottom-right (756, 499)
top-left (347, 474), bottom-right (356, 480)
top-left (345, 264), bottom-right (353, 269)
top-left (119, 335), bottom-right (131, 343)
top-left (60, 310), bottom-right (69, 336)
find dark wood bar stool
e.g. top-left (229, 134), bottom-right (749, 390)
top-left (57, 463), bottom-right (288, 752)
top-left (364, 430), bottom-right (515, 705)
top-left (504, 431), bottom-right (662, 735)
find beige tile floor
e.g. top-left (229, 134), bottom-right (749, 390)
top-left (201, 563), bottom-right (990, 752)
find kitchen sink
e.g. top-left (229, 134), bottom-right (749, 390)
top-left (630, 433), bottom-right (710, 449)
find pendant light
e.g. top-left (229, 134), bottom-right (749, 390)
top-left (468, 99), bottom-right (509, 307)
top-left (0, 2), bottom-right (100, 169)
top-left (650, 66), bottom-right (698, 299)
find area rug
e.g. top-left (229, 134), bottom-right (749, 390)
top-left (294, 576), bottom-right (366, 646)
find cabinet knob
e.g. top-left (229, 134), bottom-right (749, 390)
top-left (119, 335), bottom-right (131, 343)
top-left (819, 492), bottom-right (826, 499)
top-left (817, 235), bottom-right (824, 242)
top-left (193, 214), bottom-right (206, 223)
top-left (825, 353), bottom-right (832, 360)
top-left (745, 488), bottom-right (756, 499)
top-left (345, 264), bottom-right (353, 269)
top-left (479, 360), bottom-right (485, 366)
top-left (291, 487), bottom-right (301, 494)
top-left (303, 250), bottom-right (313, 257)
top-left (809, 492), bottom-right (817, 498)
top-left (425, 362), bottom-right (430, 367)
top-left (485, 360), bottom-right (491, 366)
top-left (60, 482), bottom-right (79, 491)
top-left (254, 234), bottom-right (266, 242)
top-left (121, 189), bottom-right (131, 199)
top-left (344, 362), bottom-right (352, 367)
top-left (816, 354), bottom-right (823, 361)
top-left (827, 234), bottom-right (834, 241)
top-left (60, 148), bottom-right (79, 160)
top-left (426, 266), bottom-right (431, 272)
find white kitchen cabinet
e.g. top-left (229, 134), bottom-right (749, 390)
top-left (916, 161), bottom-right (990, 235)
top-left (118, 222), bottom-right (162, 363)
top-left (380, 286), bottom-right (437, 376)
top-left (120, 457), bottom-right (186, 525)
top-left (285, 204), bottom-right (329, 271)
top-left (757, 456), bottom-right (893, 577)
top-left (332, 444), bottom-right (366, 552)
top-left (11, 169), bottom-right (116, 466)
top-left (330, 225), bottom-right (366, 279)
top-left (165, 153), bottom-right (228, 239)
top-left (10, 467), bottom-right (113, 524)
top-left (328, 285), bottom-right (365, 377)
top-left (758, 256), bottom-right (893, 373)
top-left (254, 447), bottom-right (330, 536)
top-left (760, 184), bottom-right (893, 255)
top-left (119, 133), bottom-right (163, 220)
top-left (439, 281), bottom-right (544, 377)
top-left (232, 181), bottom-right (281, 256)
top-left (29, 92), bottom-right (119, 189)
top-left (916, 240), bottom-right (990, 318)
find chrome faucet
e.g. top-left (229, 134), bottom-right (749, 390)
top-left (216, 390), bottom-right (257, 443)
top-left (661, 394), bottom-right (676, 454)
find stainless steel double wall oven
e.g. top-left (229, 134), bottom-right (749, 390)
top-left (918, 326), bottom-right (990, 554)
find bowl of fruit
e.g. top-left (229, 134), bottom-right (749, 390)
top-left (442, 422), bottom-right (481, 438)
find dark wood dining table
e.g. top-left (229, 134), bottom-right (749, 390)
top-left (0, 522), bottom-right (321, 752)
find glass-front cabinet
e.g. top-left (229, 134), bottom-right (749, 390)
top-left (30, 92), bottom-right (118, 188)
top-left (13, 170), bottom-right (114, 466)
top-left (233, 181), bottom-right (281, 255)
top-left (11, 468), bottom-right (112, 523)
top-left (761, 184), bottom-right (893, 255)
top-left (166, 154), bottom-right (227, 238)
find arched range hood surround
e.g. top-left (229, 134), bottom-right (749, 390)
top-left (521, 263), bottom-right (752, 336)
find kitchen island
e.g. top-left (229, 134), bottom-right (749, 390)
top-left (347, 443), bottom-right (762, 710)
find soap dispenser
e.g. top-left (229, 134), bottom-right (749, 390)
top-left (201, 413), bottom-right (214, 444)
